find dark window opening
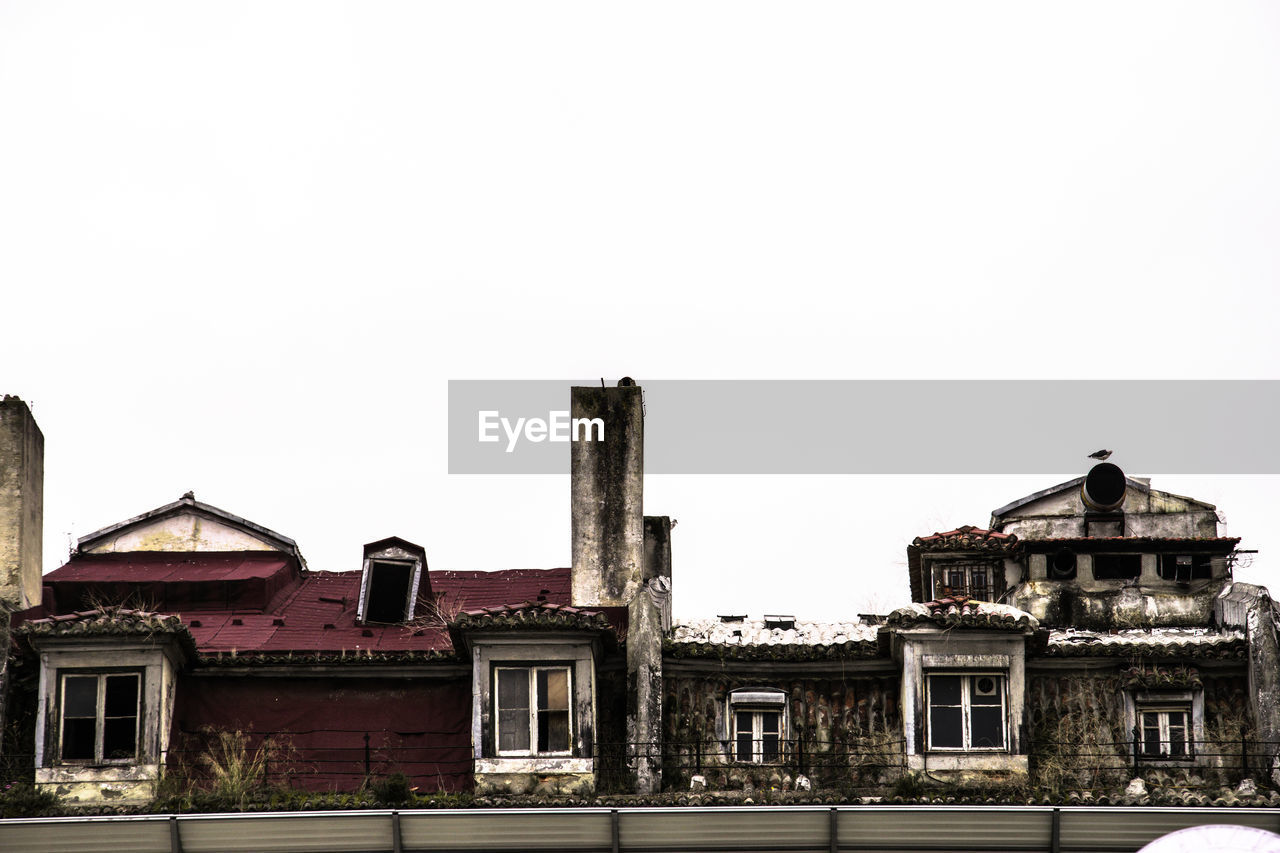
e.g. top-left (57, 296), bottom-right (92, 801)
top-left (365, 560), bottom-right (413, 623)
top-left (1093, 553), bottom-right (1142, 580)
top-left (1158, 554), bottom-right (1213, 582)
top-left (495, 666), bottom-right (572, 756)
top-left (60, 672), bottom-right (139, 763)
top-left (1049, 548), bottom-right (1078, 580)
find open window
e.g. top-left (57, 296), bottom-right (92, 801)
top-left (728, 688), bottom-right (786, 763)
top-left (357, 538), bottom-right (428, 625)
top-left (926, 673), bottom-right (1007, 751)
top-left (495, 666), bottom-right (572, 756)
top-left (1158, 554), bottom-right (1213, 582)
top-left (59, 672), bottom-right (141, 763)
top-left (1092, 553), bottom-right (1141, 580)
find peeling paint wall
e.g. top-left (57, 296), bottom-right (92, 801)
top-left (570, 385), bottom-right (644, 608)
top-left (0, 396), bottom-right (43, 611)
top-left (662, 671), bottom-right (902, 792)
top-left (82, 514), bottom-right (277, 553)
top-left (1027, 668), bottom-right (1252, 790)
top-left (996, 483), bottom-right (1219, 540)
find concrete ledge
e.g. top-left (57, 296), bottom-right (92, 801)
top-left (907, 753), bottom-right (1028, 774)
top-left (35, 764), bottom-right (159, 806)
top-left (475, 757), bottom-right (593, 774)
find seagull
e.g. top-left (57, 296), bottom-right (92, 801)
top-left (1088, 449), bottom-right (1112, 461)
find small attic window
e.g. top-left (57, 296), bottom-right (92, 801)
top-left (364, 560), bottom-right (415, 623)
top-left (357, 537), bottom-right (430, 625)
top-left (764, 615), bottom-right (796, 631)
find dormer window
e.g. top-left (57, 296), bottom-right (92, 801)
top-left (364, 560), bottom-right (415, 623)
top-left (934, 562), bottom-right (994, 600)
top-left (357, 537), bottom-right (429, 624)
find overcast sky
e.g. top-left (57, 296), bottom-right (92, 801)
top-left (3, 2), bottom-right (1279, 620)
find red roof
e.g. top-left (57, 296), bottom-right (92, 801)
top-left (46, 551), bottom-right (295, 582)
top-left (33, 554), bottom-right (573, 657)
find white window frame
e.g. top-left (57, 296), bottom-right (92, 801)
top-left (58, 670), bottom-right (142, 765)
top-left (732, 708), bottom-right (783, 763)
top-left (494, 665), bottom-right (574, 758)
top-left (1137, 704), bottom-right (1194, 760)
top-left (926, 672), bottom-right (1008, 752)
top-left (358, 558), bottom-right (421, 624)
top-left (727, 688), bottom-right (787, 764)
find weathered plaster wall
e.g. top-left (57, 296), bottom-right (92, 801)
top-left (82, 515), bottom-right (276, 553)
top-left (997, 483), bottom-right (1218, 540)
top-left (1027, 668), bottom-right (1251, 790)
top-left (0, 396), bottom-right (43, 611)
top-left (571, 385), bottom-right (644, 608)
top-left (1011, 579), bottom-right (1229, 630)
top-left (662, 672), bottom-right (902, 793)
top-left (172, 674), bottom-right (473, 792)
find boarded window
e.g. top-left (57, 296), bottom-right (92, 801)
top-left (365, 560), bottom-right (413, 623)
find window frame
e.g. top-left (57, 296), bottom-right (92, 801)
top-left (732, 708), bottom-right (784, 764)
top-left (1137, 704), bottom-right (1194, 761)
top-left (925, 672), bottom-right (1009, 753)
top-left (360, 558), bottom-right (419, 624)
top-left (934, 562), bottom-right (994, 600)
top-left (57, 669), bottom-right (143, 766)
top-left (493, 664), bottom-right (574, 758)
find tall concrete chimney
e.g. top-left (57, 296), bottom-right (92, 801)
top-left (0, 396), bottom-right (43, 611)
top-left (571, 381), bottom-right (644, 607)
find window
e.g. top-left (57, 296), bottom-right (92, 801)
top-left (1093, 553), bottom-right (1141, 580)
top-left (364, 560), bottom-right (415, 623)
top-left (927, 674), bottom-right (1006, 751)
top-left (1158, 554), bottom-right (1212, 582)
top-left (1138, 706), bottom-right (1192, 759)
top-left (495, 666), bottom-right (571, 756)
top-left (727, 688), bottom-right (787, 763)
top-left (936, 564), bottom-right (992, 599)
top-left (733, 709), bottom-right (782, 763)
top-left (59, 672), bottom-right (140, 763)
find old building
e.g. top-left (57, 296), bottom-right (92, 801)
top-left (2, 384), bottom-right (1277, 810)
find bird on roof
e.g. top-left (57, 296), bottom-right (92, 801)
top-left (1088, 449), bottom-right (1112, 461)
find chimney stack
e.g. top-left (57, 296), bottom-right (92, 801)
top-left (571, 381), bottom-right (644, 607)
top-left (0, 396), bottom-right (43, 611)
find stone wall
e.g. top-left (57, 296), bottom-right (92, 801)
top-left (662, 672), bottom-right (902, 793)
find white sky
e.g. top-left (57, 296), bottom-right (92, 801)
top-left (3, 2), bottom-right (1279, 620)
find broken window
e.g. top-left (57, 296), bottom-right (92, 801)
top-left (1138, 706), bottom-right (1192, 759)
top-left (363, 560), bottom-right (414, 623)
top-left (927, 674), bottom-right (1006, 751)
top-left (1158, 554), bottom-right (1213, 582)
top-left (59, 672), bottom-right (140, 763)
top-left (1092, 553), bottom-right (1142, 580)
top-left (495, 666), bottom-right (571, 756)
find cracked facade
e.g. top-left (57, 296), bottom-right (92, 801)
top-left (1, 384), bottom-right (1277, 808)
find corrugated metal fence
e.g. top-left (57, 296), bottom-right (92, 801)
top-left (2, 806), bottom-right (1279, 853)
